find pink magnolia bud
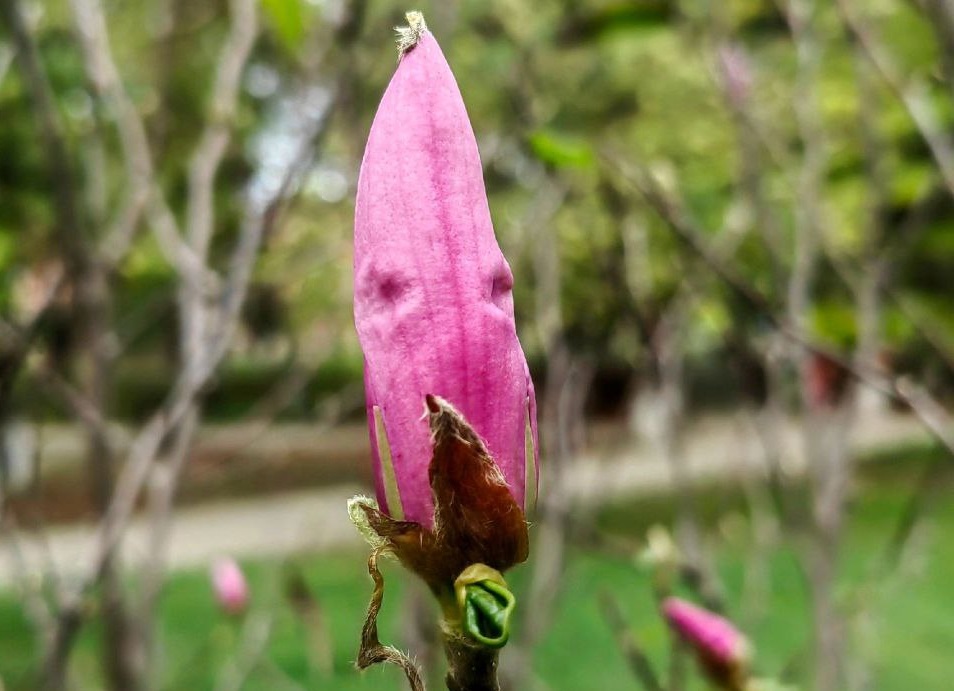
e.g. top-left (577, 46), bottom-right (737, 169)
top-left (211, 558), bottom-right (249, 615)
top-left (717, 43), bottom-right (754, 106)
top-left (662, 597), bottom-right (750, 678)
top-left (353, 20), bottom-right (538, 529)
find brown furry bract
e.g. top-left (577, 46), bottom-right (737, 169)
top-left (362, 395), bottom-right (529, 592)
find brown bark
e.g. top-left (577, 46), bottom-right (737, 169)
top-left (0, 1), bottom-right (139, 686)
top-left (443, 632), bottom-right (500, 691)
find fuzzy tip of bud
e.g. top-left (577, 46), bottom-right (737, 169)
top-left (395, 10), bottom-right (428, 57)
top-left (348, 495), bottom-right (393, 555)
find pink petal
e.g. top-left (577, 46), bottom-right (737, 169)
top-left (354, 31), bottom-right (536, 526)
top-left (662, 597), bottom-right (749, 666)
top-left (211, 558), bottom-right (249, 615)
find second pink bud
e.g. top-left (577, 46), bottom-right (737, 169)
top-left (211, 558), bottom-right (249, 616)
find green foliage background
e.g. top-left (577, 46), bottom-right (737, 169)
top-left (5, 1), bottom-right (954, 688)
top-left (5, 0), bottom-right (954, 420)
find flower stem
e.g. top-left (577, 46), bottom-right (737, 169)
top-left (356, 549), bottom-right (425, 691)
top-left (442, 630), bottom-right (500, 691)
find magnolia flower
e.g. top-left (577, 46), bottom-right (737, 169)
top-left (662, 597), bottom-right (751, 689)
top-left (211, 558), bottom-right (249, 615)
top-left (350, 12), bottom-right (537, 654)
top-left (353, 17), bottom-right (538, 531)
top-left (354, 16), bottom-right (536, 532)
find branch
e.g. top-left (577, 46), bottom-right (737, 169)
top-left (876, 444), bottom-right (951, 578)
top-left (603, 153), bottom-right (954, 462)
top-left (87, 0), bottom-right (264, 589)
top-left (712, 40), bottom-right (787, 277)
top-left (0, 41), bottom-right (14, 87)
top-left (599, 592), bottom-right (665, 691)
top-left (920, 0), bottom-right (954, 98)
top-left (184, 0), bottom-right (258, 260)
top-left (68, 0), bottom-right (206, 275)
top-left (786, 0), bottom-right (826, 341)
top-left (213, 612), bottom-right (275, 691)
top-left (0, 514), bottom-right (55, 650)
top-left (1, 0), bottom-right (88, 265)
top-left (836, 0), bottom-right (954, 199)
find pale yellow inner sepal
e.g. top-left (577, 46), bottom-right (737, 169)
top-left (524, 402), bottom-right (537, 512)
top-left (373, 405), bottom-right (405, 520)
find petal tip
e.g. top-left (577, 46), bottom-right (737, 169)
top-left (395, 10), bottom-right (428, 57)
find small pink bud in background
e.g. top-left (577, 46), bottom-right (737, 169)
top-left (353, 18), bottom-right (538, 529)
top-left (211, 558), bottom-right (249, 615)
top-left (717, 42), bottom-right (754, 106)
top-left (662, 597), bottom-right (750, 687)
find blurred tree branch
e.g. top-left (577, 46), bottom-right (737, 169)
top-left (604, 153), bottom-right (954, 460)
top-left (599, 592), bottom-right (665, 691)
top-left (836, 0), bottom-right (954, 199)
top-left (69, 0), bottom-right (193, 271)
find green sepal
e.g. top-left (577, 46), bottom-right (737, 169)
top-left (461, 580), bottom-right (516, 649)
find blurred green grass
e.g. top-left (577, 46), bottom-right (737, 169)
top-left (1, 445), bottom-right (952, 690)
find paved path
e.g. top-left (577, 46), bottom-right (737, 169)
top-left (0, 411), bottom-right (929, 587)
top-left (566, 409), bottom-right (926, 506)
top-left (1, 485), bottom-right (366, 589)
